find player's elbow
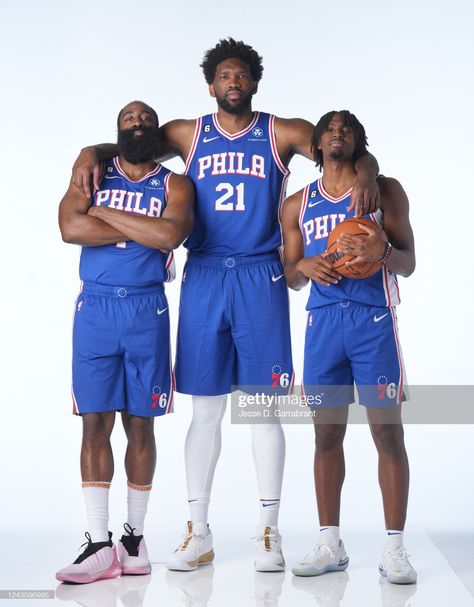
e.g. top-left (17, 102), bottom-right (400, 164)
top-left (400, 258), bottom-right (416, 278)
top-left (59, 222), bottom-right (78, 244)
top-left (161, 218), bottom-right (194, 251)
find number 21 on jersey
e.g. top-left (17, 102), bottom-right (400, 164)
top-left (215, 183), bottom-right (245, 211)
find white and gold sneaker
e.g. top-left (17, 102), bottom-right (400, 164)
top-left (255, 526), bottom-right (285, 572)
top-left (166, 522), bottom-right (214, 572)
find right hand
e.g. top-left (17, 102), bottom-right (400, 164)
top-left (72, 147), bottom-right (101, 198)
top-left (297, 254), bottom-right (342, 286)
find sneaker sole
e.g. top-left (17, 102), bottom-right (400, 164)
top-left (379, 565), bottom-right (417, 584)
top-left (255, 562), bottom-right (286, 572)
top-left (56, 561), bottom-right (122, 584)
top-left (121, 564), bottom-right (152, 575)
top-left (292, 558), bottom-right (349, 577)
top-left (166, 549), bottom-right (215, 572)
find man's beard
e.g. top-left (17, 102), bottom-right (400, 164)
top-left (215, 90), bottom-right (253, 115)
top-left (328, 149), bottom-right (345, 161)
top-left (117, 126), bottom-right (161, 164)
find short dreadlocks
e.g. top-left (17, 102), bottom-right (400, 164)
top-left (311, 110), bottom-right (368, 170)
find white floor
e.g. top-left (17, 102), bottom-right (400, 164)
top-left (2, 529), bottom-right (473, 607)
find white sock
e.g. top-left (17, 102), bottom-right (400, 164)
top-left (385, 529), bottom-right (404, 550)
top-left (319, 526), bottom-right (340, 550)
top-left (126, 481), bottom-right (152, 536)
top-left (185, 395), bottom-right (227, 526)
top-left (258, 500), bottom-right (280, 530)
top-left (82, 481), bottom-right (110, 543)
top-left (251, 422), bottom-right (285, 533)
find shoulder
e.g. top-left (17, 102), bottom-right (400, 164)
top-left (377, 176), bottom-right (408, 211)
top-left (162, 118), bottom-right (198, 141)
top-left (274, 116), bottom-right (314, 137)
top-left (167, 172), bottom-right (194, 195)
top-left (377, 175), bottom-right (406, 198)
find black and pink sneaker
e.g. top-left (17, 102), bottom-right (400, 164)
top-left (56, 532), bottom-right (122, 584)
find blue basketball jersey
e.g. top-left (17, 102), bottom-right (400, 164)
top-left (80, 157), bottom-right (175, 286)
top-left (183, 112), bottom-right (289, 256)
top-left (299, 178), bottom-right (400, 309)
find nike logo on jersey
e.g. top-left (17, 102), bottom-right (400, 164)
top-left (202, 136), bottom-right (219, 143)
top-left (374, 313), bottom-right (389, 322)
top-left (308, 199), bottom-right (324, 208)
top-left (157, 307), bottom-right (168, 315)
top-left (104, 175), bottom-right (120, 179)
top-left (272, 274), bottom-right (284, 282)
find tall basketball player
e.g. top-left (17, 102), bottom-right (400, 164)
top-left (282, 111), bottom-right (416, 583)
top-left (56, 101), bottom-right (194, 583)
top-left (71, 39), bottom-right (379, 571)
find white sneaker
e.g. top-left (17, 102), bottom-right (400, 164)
top-left (166, 522), bottom-right (214, 571)
top-left (292, 541), bottom-right (349, 577)
top-left (379, 547), bottom-right (417, 584)
top-left (254, 526), bottom-right (285, 572)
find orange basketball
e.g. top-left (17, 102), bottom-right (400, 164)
top-left (325, 217), bottom-right (383, 279)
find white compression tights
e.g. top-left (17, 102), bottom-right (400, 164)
top-left (185, 395), bottom-right (286, 529)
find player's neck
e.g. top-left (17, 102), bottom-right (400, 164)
top-left (321, 161), bottom-right (356, 198)
top-left (215, 106), bottom-right (254, 134)
top-left (118, 156), bottom-right (157, 181)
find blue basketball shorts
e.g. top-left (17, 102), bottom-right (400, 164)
top-left (175, 253), bottom-right (294, 396)
top-left (72, 282), bottom-right (174, 417)
top-left (303, 301), bottom-right (407, 408)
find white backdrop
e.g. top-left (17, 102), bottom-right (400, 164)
top-left (0, 0), bottom-right (473, 555)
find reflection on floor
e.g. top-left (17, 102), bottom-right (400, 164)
top-left (3, 530), bottom-right (474, 607)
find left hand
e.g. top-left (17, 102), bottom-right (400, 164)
top-left (337, 222), bottom-right (387, 265)
top-left (348, 174), bottom-right (380, 217)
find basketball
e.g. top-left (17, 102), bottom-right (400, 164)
top-left (325, 217), bottom-right (383, 279)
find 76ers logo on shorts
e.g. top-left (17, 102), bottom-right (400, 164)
top-left (271, 365), bottom-right (290, 389)
top-left (376, 376), bottom-right (397, 400)
top-left (151, 385), bottom-right (168, 409)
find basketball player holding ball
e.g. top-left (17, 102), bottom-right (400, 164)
top-left (281, 111), bottom-right (417, 583)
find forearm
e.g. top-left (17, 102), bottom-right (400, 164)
top-left (91, 143), bottom-right (119, 161)
top-left (385, 246), bottom-right (415, 278)
top-left (354, 152), bottom-right (379, 177)
top-left (61, 215), bottom-right (128, 246)
top-left (93, 207), bottom-right (187, 251)
top-left (284, 261), bottom-right (309, 290)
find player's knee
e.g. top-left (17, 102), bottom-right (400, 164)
top-left (124, 414), bottom-right (155, 445)
top-left (315, 425), bottom-right (345, 452)
top-left (82, 412), bottom-right (115, 442)
top-left (371, 424), bottom-right (405, 456)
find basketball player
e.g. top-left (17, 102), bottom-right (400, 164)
top-left (281, 111), bottom-right (416, 583)
top-left (71, 39), bottom-right (379, 572)
top-left (56, 101), bottom-right (194, 584)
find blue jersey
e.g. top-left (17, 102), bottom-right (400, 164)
top-left (79, 157), bottom-right (175, 287)
top-left (299, 178), bottom-right (400, 309)
top-left (184, 112), bottom-right (289, 256)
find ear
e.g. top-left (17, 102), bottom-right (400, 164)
top-left (317, 139), bottom-right (322, 150)
top-left (253, 83), bottom-right (258, 95)
top-left (209, 84), bottom-right (216, 99)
